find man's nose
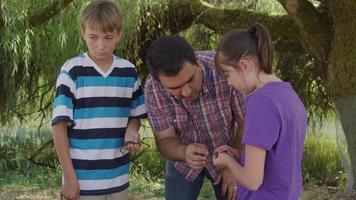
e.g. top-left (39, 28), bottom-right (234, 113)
top-left (181, 84), bottom-right (192, 97)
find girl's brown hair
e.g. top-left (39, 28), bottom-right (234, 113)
top-left (80, 0), bottom-right (123, 33)
top-left (215, 23), bottom-right (274, 74)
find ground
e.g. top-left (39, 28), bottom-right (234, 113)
top-left (0, 186), bottom-right (355, 200)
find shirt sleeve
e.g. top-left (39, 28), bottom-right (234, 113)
top-left (242, 94), bottom-right (281, 150)
top-left (231, 88), bottom-right (246, 120)
top-left (52, 70), bottom-right (76, 126)
top-left (144, 78), bottom-right (172, 133)
top-left (129, 75), bottom-right (147, 119)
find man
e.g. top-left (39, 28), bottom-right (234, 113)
top-left (145, 35), bottom-right (245, 200)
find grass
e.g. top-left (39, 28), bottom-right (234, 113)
top-left (0, 120), bottom-right (354, 199)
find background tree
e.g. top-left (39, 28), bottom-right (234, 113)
top-left (0, 0), bottom-right (355, 189)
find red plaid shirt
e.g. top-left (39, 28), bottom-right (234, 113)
top-left (145, 51), bottom-right (245, 182)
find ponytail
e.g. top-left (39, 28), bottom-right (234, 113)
top-left (248, 23), bottom-right (274, 73)
top-left (216, 23), bottom-right (274, 74)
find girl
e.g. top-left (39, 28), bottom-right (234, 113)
top-left (213, 23), bottom-right (307, 200)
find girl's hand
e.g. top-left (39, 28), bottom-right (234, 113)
top-left (215, 145), bottom-right (240, 160)
top-left (213, 152), bottom-right (232, 169)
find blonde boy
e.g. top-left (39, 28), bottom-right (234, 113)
top-left (52, 0), bottom-right (146, 199)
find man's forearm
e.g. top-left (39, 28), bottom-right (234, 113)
top-left (156, 137), bottom-right (187, 162)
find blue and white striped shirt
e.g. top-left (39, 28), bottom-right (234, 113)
top-left (52, 53), bottom-right (146, 195)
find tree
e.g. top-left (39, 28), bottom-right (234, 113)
top-left (0, 0), bottom-right (355, 189)
top-left (133, 0), bottom-right (356, 189)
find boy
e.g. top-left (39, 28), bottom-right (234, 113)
top-left (52, 0), bottom-right (146, 199)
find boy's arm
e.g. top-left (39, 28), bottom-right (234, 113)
top-left (124, 118), bottom-right (141, 152)
top-left (53, 122), bottom-right (79, 199)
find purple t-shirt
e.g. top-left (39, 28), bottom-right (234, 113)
top-left (237, 82), bottom-right (307, 200)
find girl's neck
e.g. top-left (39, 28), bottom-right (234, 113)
top-left (255, 72), bottom-right (282, 89)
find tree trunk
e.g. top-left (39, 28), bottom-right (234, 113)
top-left (329, 1), bottom-right (356, 189)
top-left (335, 98), bottom-right (356, 190)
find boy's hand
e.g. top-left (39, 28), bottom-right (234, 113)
top-left (124, 129), bottom-right (141, 153)
top-left (60, 177), bottom-right (79, 200)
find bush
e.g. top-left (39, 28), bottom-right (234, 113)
top-left (302, 129), bottom-right (345, 187)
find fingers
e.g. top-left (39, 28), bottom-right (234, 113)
top-left (185, 143), bottom-right (208, 170)
top-left (125, 142), bottom-right (141, 153)
top-left (61, 193), bottom-right (79, 200)
top-left (219, 169), bottom-right (237, 200)
top-left (221, 179), bottom-right (228, 197)
top-left (214, 145), bottom-right (239, 160)
top-left (228, 186), bottom-right (237, 200)
top-left (215, 145), bottom-right (231, 153)
top-left (213, 174), bottom-right (221, 185)
top-left (193, 143), bottom-right (209, 156)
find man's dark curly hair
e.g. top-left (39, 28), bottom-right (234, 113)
top-left (146, 35), bottom-right (198, 80)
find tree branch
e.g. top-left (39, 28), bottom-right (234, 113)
top-left (27, 0), bottom-right (74, 27)
top-left (0, 0), bottom-right (74, 29)
top-left (276, 0), bottom-right (332, 62)
top-left (191, 0), bottom-right (304, 54)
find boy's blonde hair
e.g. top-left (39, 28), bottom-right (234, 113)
top-left (80, 0), bottom-right (123, 33)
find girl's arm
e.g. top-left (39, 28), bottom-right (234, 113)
top-left (215, 144), bottom-right (266, 191)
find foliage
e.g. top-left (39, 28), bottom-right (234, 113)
top-left (0, 123), bottom-right (348, 190)
top-left (0, 0), bottom-right (334, 125)
top-left (302, 128), bottom-right (345, 188)
top-left (0, 124), bottom-right (57, 172)
top-left (0, 0), bottom-right (140, 125)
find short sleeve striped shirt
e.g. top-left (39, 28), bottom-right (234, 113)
top-left (52, 53), bottom-right (146, 195)
top-left (145, 51), bottom-right (245, 182)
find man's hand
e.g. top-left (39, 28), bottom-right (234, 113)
top-left (60, 177), bottom-right (80, 200)
top-left (184, 143), bottom-right (209, 170)
top-left (124, 129), bottom-right (141, 153)
top-left (214, 168), bottom-right (237, 200)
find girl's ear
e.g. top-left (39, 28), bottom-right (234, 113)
top-left (239, 59), bottom-right (250, 72)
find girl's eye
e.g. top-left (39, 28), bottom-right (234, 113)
top-left (224, 72), bottom-right (229, 77)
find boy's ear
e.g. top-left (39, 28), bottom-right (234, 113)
top-left (117, 28), bottom-right (124, 42)
top-left (80, 28), bottom-right (86, 38)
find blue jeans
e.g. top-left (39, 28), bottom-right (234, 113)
top-left (165, 161), bottom-right (228, 200)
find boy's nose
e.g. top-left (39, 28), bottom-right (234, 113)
top-left (96, 40), bottom-right (106, 50)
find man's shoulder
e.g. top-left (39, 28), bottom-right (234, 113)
top-left (145, 74), bottom-right (162, 90)
top-left (196, 51), bottom-right (216, 60)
